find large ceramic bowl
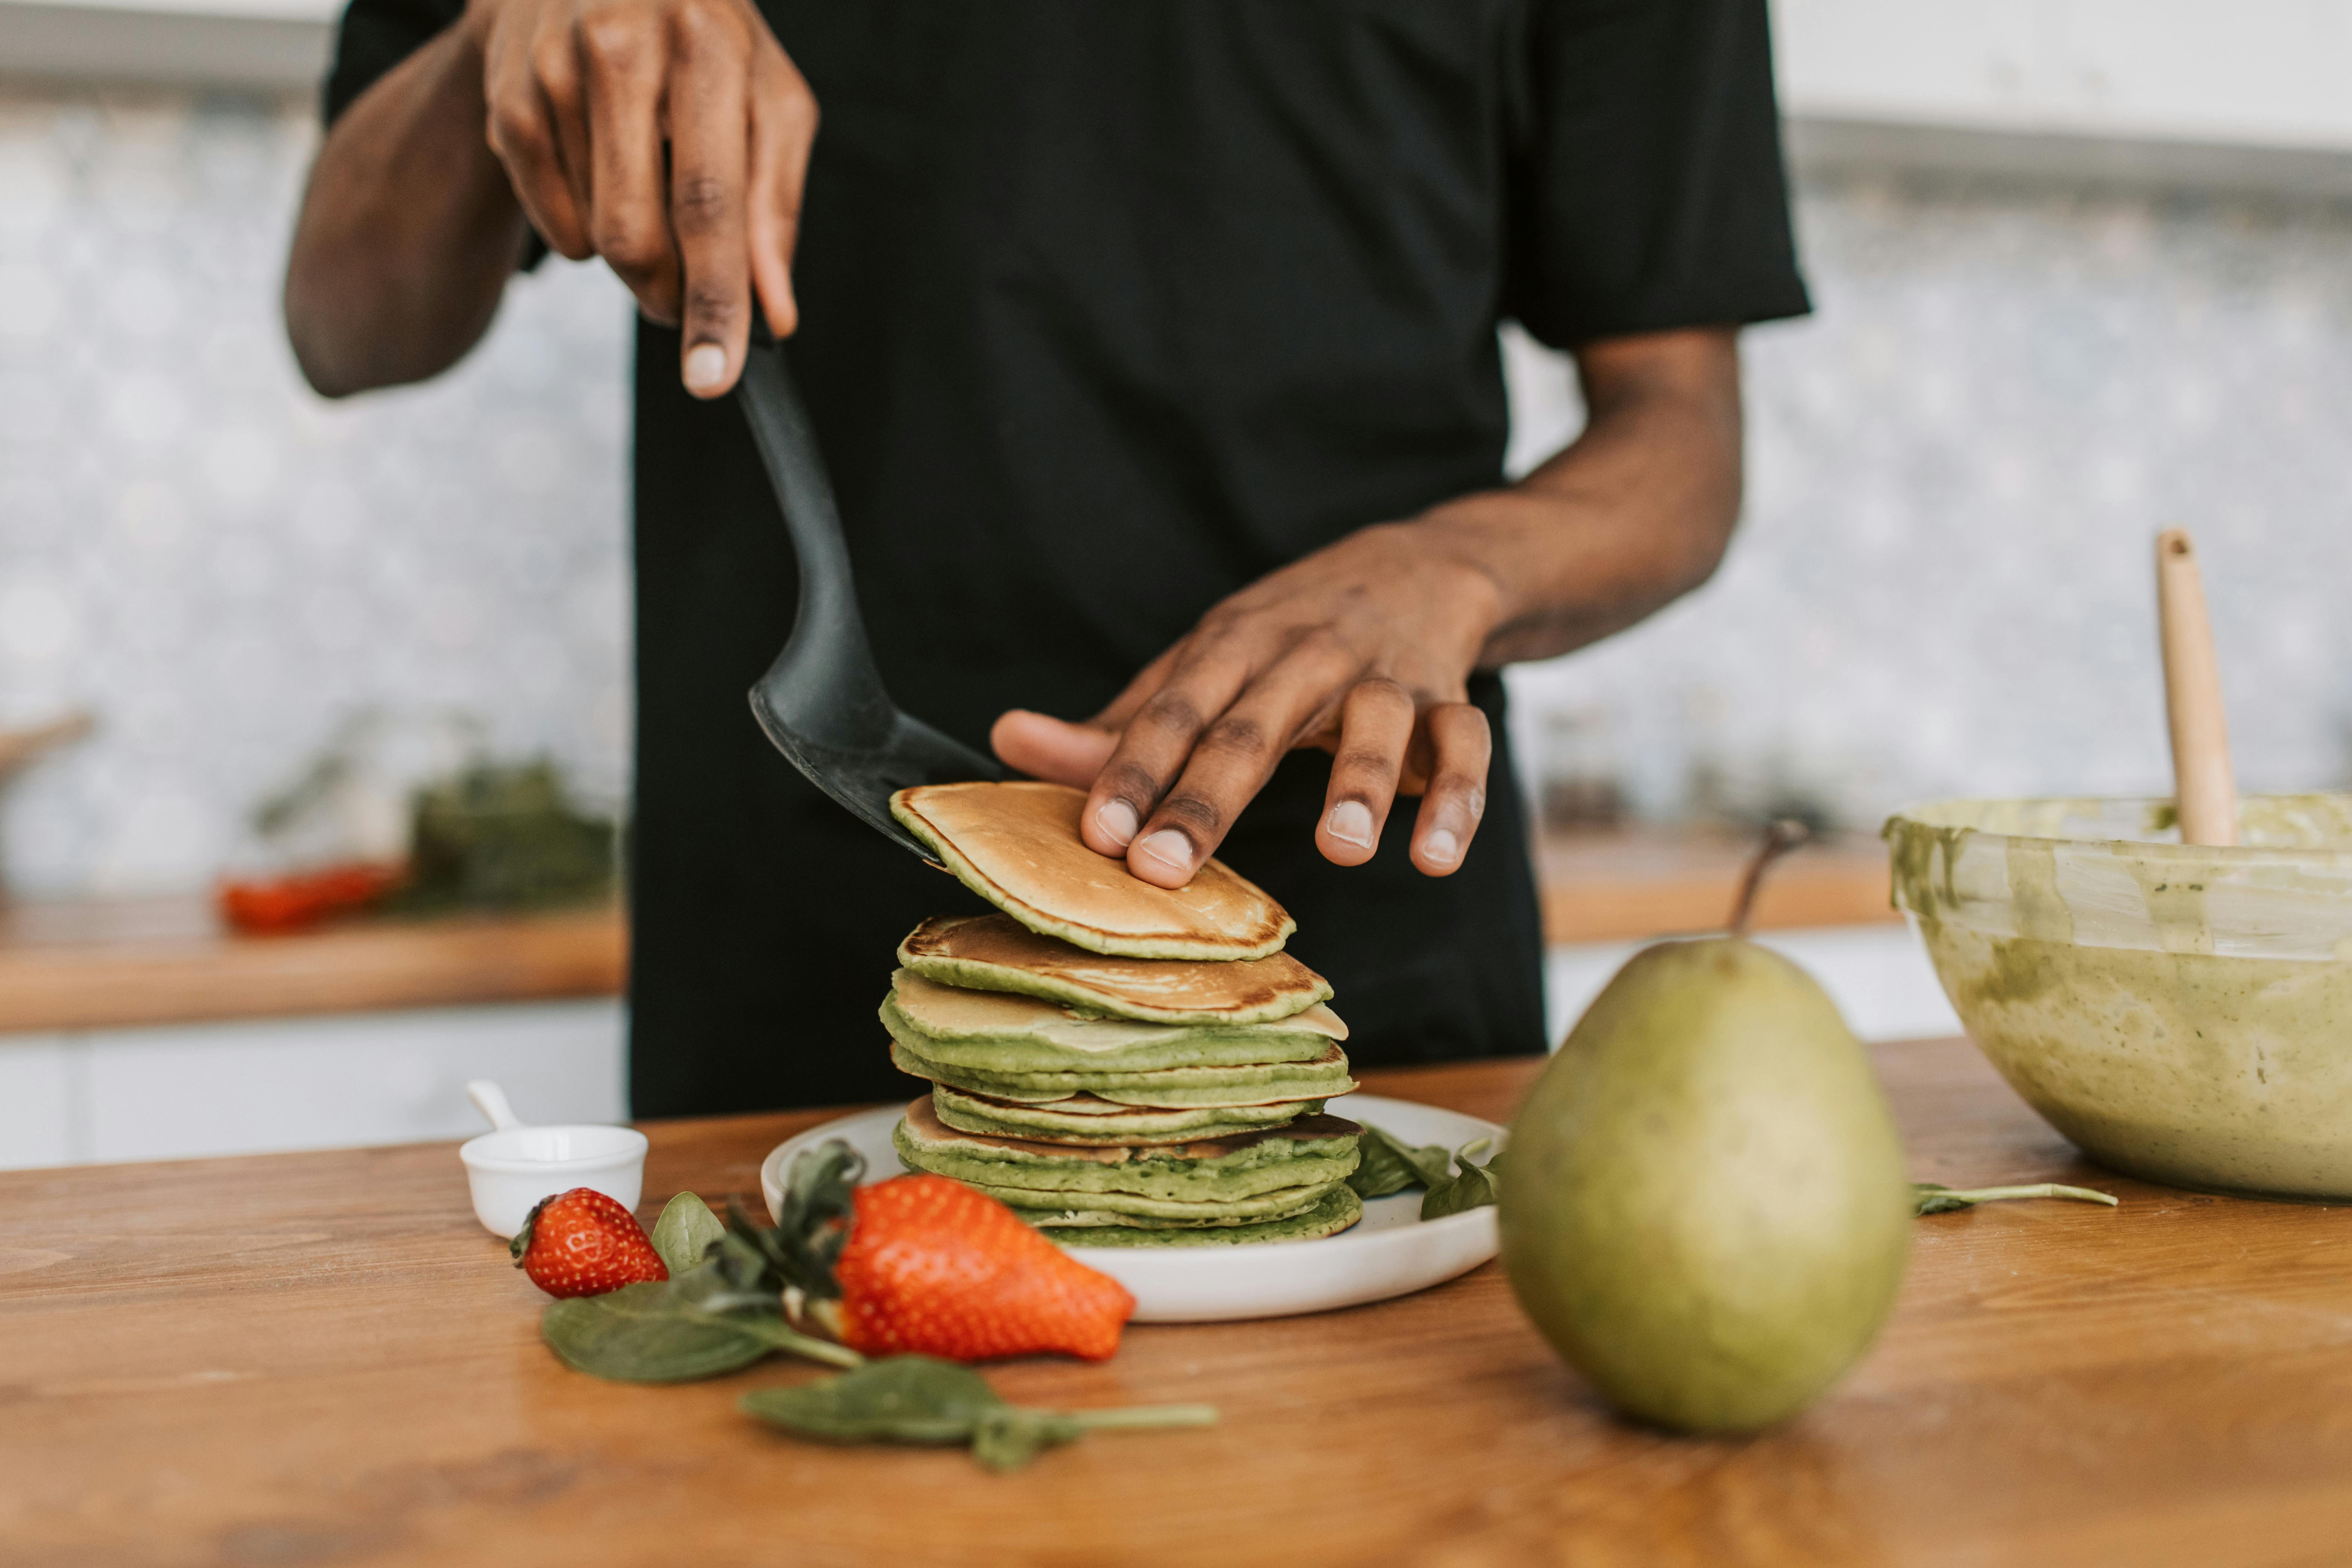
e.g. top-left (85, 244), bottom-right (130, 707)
top-left (1886, 795), bottom-right (2352, 1200)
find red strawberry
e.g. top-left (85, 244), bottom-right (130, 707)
top-left (510, 1187), bottom-right (668, 1298)
top-left (831, 1174), bottom-right (1134, 1362)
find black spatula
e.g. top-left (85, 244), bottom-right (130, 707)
top-left (736, 332), bottom-right (1002, 863)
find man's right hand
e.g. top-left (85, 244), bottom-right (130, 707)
top-left (467, 0), bottom-right (818, 398)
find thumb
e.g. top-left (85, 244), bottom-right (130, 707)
top-left (991, 709), bottom-right (1118, 788)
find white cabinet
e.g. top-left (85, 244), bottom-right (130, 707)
top-left (0, 1033), bottom-right (74, 1168)
top-left (0, 0), bottom-right (337, 89)
top-left (1777, 0), bottom-right (2352, 151)
top-left (0, 999), bottom-right (625, 1170)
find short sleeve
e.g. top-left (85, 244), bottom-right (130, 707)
top-left (1504, 0), bottom-right (1810, 349)
top-left (323, 0), bottom-right (465, 126)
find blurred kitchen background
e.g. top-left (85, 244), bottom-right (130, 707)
top-left (4, 0), bottom-right (2350, 1167)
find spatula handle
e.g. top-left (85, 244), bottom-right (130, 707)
top-left (736, 332), bottom-right (896, 744)
top-left (2155, 529), bottom-right (2238, 847)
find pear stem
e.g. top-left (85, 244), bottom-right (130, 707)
top-left (1728, 819), bottom-right (1812, 937)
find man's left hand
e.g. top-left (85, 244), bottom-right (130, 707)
top-left (991, 521), bottom-right (1503, 888)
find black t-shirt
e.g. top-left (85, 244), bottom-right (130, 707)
top-left (325, 0), bottom-right (1808, 1116)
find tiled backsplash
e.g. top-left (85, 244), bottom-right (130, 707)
top-left (0, 87), bottom-right (630, 894)
top-left (4, 84), bottom-right (2350, 895)
top-left (1505, 170), bottom-right (2352, 829)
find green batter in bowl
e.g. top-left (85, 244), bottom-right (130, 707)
top-left (1887, 795), bottom-right (2352, 1200)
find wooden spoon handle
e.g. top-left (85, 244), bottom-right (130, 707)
top-left (0, 711), bottom-right (92, 780)
top-left (2155, 529), bottom-right (2238, 847)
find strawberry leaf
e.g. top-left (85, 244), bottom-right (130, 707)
top-left (725, 1140), bottom-right (863, 1301)
top-left (508, 1194), bottom-right (555, 1265)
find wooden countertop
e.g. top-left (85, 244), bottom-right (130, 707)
top-left (7, 1042), bottom-right (2348, 1566)
top-left (0, 828), bottom-right (1885, 1035)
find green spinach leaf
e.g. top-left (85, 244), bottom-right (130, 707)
top-left (1420, 1139), bottom-right (1503, 1220)
top-left (542, 1265), bottom-right (862, 1383)
top-left (1912, 1181), bottom-right (2118, 1216)
top-left (543, 1282), bottom-right (780, 1383)
top-left (969, 1408), bottom-right (1089, 1473)
top-left (741, 1356), bottom-right (1218, 1473)
top-left (744, 1355), bottom-right (999, 1442)
top-left (649, 1191), bottom-right (726, 1277)
top-left (1346, 1125), bottom-right (1453, 1199)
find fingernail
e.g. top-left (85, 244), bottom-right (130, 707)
top-left (1096, 799), bottom-right (1139, 848)
top-left (683, 343), bottom-right (728, 392)
top-left (1423, 829), bottom-right (1460, 868)
top-left (1133, 829), bottom-right (1192, 876)
top-left (1326, 800), bottom-right (1375, 849)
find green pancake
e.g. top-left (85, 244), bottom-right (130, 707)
top-left (1001, 1179), bottom-right (1343, 1225)
top-left (930, 1083), bottom-right (1322, 1146)
top-left (898, 914), bottom-right (1332, 1025)
top-left (889, 1036), bottom-right (1356, 1108)
top-left (1045, 1185), bottom-right (1365, 1247)
top-left (881, 971), bottom-right (1346, 1075)
top-left (893, 1097), bottom-right (1361, 1202)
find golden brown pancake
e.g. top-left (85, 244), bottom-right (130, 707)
top-left (897, 913), bottom-right (1331, 1024)
top-left (891, 781), bottom-right (1296, 959)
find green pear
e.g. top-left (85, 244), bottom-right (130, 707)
top-left (1500, 830), bottom-right (1912, 1433)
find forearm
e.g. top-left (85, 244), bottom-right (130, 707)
top-left (991, 329), bottom-right (1746, 884)
top-left (1413, 327), bottom-right (1745, 668)
top-left (284, 20), bottom-right (529, 397)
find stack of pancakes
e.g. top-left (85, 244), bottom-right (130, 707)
top-left (878, 781), bottom-right (1365, 1246)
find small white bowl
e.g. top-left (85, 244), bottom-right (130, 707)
top-left (459, 1124), bottom-right (649, 1238)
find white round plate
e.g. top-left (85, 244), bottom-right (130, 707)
top-left (760, 1093), bottom-right (1504, 1324)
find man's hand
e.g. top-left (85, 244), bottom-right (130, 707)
top-left (469, 0), bottom-right (817, 398)
top-left (992, 327), bottom-right (1747, 890)
top-left (993, 526), bottom-right (1503, 888)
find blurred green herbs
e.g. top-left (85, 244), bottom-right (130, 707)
top-left (391, 760), bottom-right (616, 914)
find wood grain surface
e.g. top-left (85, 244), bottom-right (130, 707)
top-left (0, 897), bottom-right (626, 1032)
top-left (7, 1042), bottom-right (2349, 1568)
top-left (1537, 828), bottom-right (1895, 945)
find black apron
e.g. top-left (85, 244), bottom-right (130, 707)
top-left (321, 0), bottom-right (1808, 1115)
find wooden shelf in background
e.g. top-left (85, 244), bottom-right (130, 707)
top-left (0, 827), bottom-right (1889, 1035)
top-left (1538, 826), bottom-right (1896, 945)
top-left (0, 896), bottom-right (627, 1034)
